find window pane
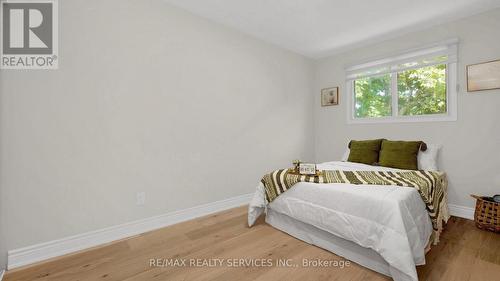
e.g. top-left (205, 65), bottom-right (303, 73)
top-left (354, 75), bottom-right (392, 118)
top-left (397, 64), bottom-right (446, 116)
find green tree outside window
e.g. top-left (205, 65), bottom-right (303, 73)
top-left (354, 64), bottom-right (446, 118)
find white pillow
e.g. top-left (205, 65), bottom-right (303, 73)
top-left (417, 144), bottom-right (441, 171)
top-left (341, 149), bottom-right (350, 162)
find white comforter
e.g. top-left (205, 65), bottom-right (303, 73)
top-left (248, 161), bottom-right (433, 281)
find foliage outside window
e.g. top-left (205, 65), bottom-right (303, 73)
top-left (397, 64), bottom-right (446, 116)
top-left (354, 75), bottom-right (391, 118)
top-left (346, 41), bottom-right (457, 123)
top-left (354, 64), bottom-right (447, 118)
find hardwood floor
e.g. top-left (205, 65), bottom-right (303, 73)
top-left (4, 206), bottom-right (500, 281)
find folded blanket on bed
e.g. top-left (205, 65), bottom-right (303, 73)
top-left (261, 169), bottom-right (449, 244)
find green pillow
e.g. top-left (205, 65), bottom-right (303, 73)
top-left (347, 139), bottom-right (383, 165)
top-left (379, 140), bottom-right (423, 170)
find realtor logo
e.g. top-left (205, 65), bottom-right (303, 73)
top-left (1, 0), bottom-right (58, 69)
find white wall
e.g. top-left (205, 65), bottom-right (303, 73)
top-left (0, 0), bottom-right (314, 269)
top-left (314, 9), bottom-right (500, 210)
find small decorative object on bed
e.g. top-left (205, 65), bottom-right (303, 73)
top-left (467, 59), bottom-right (500, 92)
top-left (471, 194), bottom-right (500, 233)
top-left (292, 159), bottom-right (301, 172)
top-left (292, 160), bottom-right (319, 175)
top-left (299, 163), bottom-right (317, 175)
top-left (321, 86), bottom-right (339, 106)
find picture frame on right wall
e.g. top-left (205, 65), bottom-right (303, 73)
top-left (466, 59), bottom-right (500, 92)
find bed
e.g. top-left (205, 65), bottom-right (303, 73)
top-left (248, 161), bottom-right (448, 281)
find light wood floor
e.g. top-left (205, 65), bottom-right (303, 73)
top-left (4, 206), bottom-right (500, 281)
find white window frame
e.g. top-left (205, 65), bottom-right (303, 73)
top-left (345, 39), bottom-right (458, 124)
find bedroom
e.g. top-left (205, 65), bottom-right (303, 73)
top-left (0, 0), bottom-right (499, 280)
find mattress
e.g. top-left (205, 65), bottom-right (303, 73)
top-left (248, 161), bottom-right (435, 281)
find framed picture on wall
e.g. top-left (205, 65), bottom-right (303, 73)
top-left (321, 87), bottom-right (339, 106)
top-left (467, 59), bottom-right (500, 92)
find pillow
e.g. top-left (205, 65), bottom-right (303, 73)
top-left (379, 140), bottom-right (423, 170)
top-left (341, 149), bottom-right (350, 161)
top-left (418, 144), bottom-right (441, 171)
top-left (347, 139), bottom-right (383, 165)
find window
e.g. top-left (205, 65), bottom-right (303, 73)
top-left (346, 39), bottom-right (458, 123)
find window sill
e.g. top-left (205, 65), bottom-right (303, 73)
top-left (347, 114), bottom-right (457, 124)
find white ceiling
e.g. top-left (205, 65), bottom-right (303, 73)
top-left (164, 0), bottom-right (500, 58)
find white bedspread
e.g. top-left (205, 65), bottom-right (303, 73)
top-left (248, 161), bottom-right (433, 281)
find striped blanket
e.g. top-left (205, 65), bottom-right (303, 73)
top-left (261, 169), bottom-right (449, 244)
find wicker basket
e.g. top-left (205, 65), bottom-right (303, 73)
top-left (470, 194), bottom-right (500, 233)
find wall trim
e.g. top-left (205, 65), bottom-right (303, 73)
top-left (7, 193), bottom-right (254, 270)
top-left (0, 269), bottom-right (4, 281)
top-left (448, 204), bottom-right (475, 220)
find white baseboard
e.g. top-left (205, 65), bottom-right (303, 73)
top-left (448, 204), bottom-right (474, 220)
top-left (7, 193), bottom-right (254, 270)
top-left (0, 269), bottom-right (4, 281)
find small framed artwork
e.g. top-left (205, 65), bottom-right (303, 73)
top-left (467, 59), bottom-right (500, 92)
top-left (321, 87), bottom-right (339, 106)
